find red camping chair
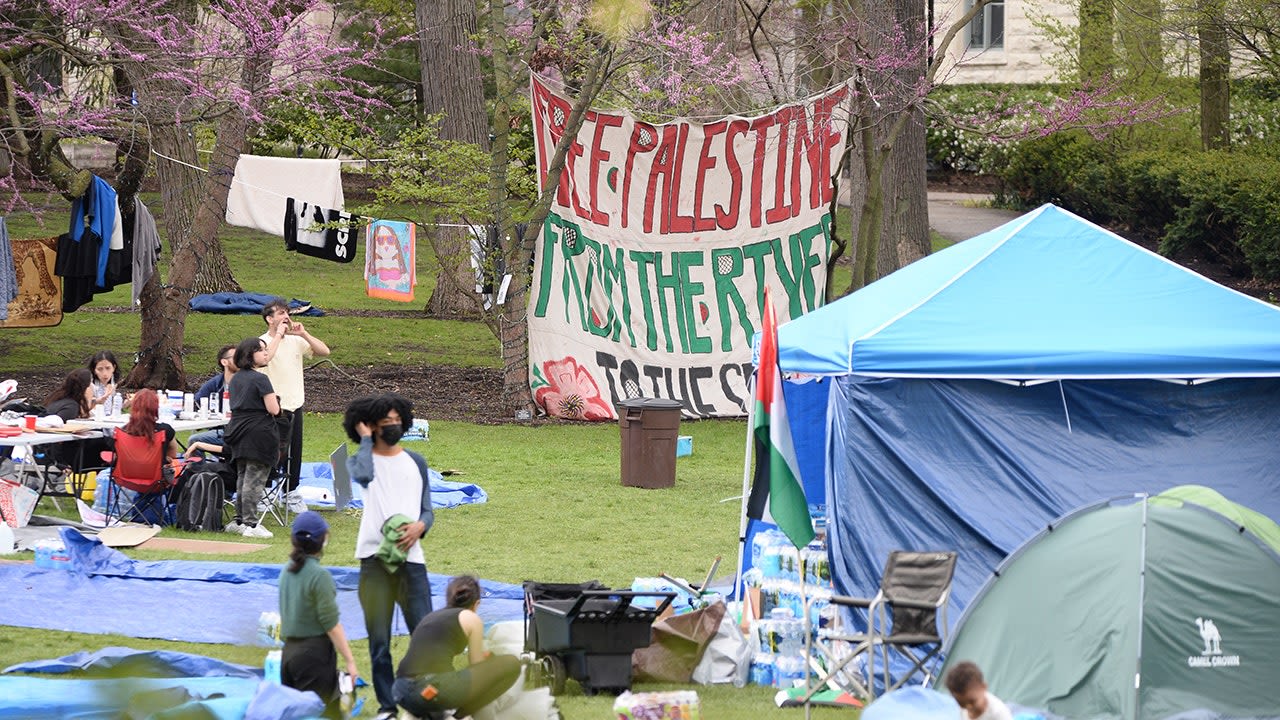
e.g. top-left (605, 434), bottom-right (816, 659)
top-left (105, 430), bottom-right (174, 525)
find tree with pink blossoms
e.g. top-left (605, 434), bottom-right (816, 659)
top-left (0, 0), bottom-right (388, 388)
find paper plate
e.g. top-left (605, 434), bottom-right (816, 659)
top-left (0, 379), bottom-right (17, 401)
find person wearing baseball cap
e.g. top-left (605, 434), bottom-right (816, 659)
top-left (278, 511), bottom-right (359, 718)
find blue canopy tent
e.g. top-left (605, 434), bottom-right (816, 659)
top-left (775, 203), bottom-right (1280, 622)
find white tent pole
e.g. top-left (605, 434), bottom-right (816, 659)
top-left (734, 372), bottom-right (758, 624)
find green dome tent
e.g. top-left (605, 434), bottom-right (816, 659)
top-left (937, 488), bottom-right (1280, 720)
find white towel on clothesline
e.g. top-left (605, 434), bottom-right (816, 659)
top-left (224, 155), bottom-right (344, 237)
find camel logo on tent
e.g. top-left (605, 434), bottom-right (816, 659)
top-left (1187, 617), bottom-right (1241, 668)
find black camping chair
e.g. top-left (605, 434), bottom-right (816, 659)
top-left (804, 550), bottom-right (957, 704)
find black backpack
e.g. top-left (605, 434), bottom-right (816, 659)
top-left (175, 468), bottom-right (226, 532)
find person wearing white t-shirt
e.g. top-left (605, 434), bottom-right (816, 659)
top-left (344, 393), bottom-right (434, 720)
top-left (945, 661), bottom-right (1014, 720)
top-left (260, 297), bottom-right (330, 513)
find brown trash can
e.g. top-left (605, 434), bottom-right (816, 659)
top-left (617, 398), bottom-right (683, 489)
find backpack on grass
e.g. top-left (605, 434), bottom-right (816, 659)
top-left (175, 468), bottom-right (225, 532)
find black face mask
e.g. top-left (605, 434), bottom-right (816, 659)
top-left (379, 424), bottom-right (404, 446)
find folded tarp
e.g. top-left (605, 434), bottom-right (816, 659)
top-left (189, 292), bottom-right (323, 316)
top-left (297, 461), bottom-right (487, 510)
top-left (3, 647), bottom-right (261, 679)
top-left (0, 529), bottom-right (523, 644)
top-left (0, 676), bottom-right (321, 720)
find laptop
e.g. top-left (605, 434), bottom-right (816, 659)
top-left (329, 443), bottom-right (352, 511)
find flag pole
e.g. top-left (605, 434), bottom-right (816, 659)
top-left (733, 371), bottom-right (758, 625)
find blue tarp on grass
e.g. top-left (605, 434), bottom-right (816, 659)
top-left (0, 529), bottom-right (523, 644)
top-left (3, 647), bottom-right (261, 679)
top-left (0, 676), bottom-right (322, 720)
top-left (297, 461), bottom-right (487, 510)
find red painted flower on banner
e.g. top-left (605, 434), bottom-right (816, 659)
top-left (535, 357), bottom-right (614, 420)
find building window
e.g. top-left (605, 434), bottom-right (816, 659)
top-left (967, 0), bottom-right (1005, 50)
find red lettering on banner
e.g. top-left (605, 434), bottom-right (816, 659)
top-left (749, 114), bottom-right (776, 228)
top-left (622, 122), bottom-right (659, 230)
top-left (644, 126), bottom-right (679, 234)
top-left (667, 124), bottom-right (694, 234)
top-left (588, 113), bottom-right (623, 225)
top-left (766, 106), bottom-right (794, 224)
top-left (693, 121), bottom-right (725, 232)
top-left (564, 123), bottom-right (587, 219)
top-left (531, 79), bottom-right (554, 181)
top-left (719, 120), bottom-right (748, 230)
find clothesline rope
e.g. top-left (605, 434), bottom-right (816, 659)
top-left (150, 149), bottom-right (472, 228)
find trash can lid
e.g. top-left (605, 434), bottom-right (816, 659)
top-left (616, 397), bottom-right (683, 410)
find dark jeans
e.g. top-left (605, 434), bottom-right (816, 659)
top-left (282, 406), bottom-right (304, 492)
top-left (359, 557), bottom-right (432, 714)
top-left (282, 634), bottom-right (342, 719)
top-left (393, 655), bottom-right (521, 719)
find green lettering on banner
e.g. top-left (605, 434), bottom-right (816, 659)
top-left (773, 222), bottom-right (825, 317)
top-left (629, 250), bottom-right (659, 351)
top-left (652, 252), bottom-right (683, 353)
top-left (676, 251), bottom-right (712, 354)
top-left (556, 216), bottom-right (589, 330)
top-left (599, 244), bottom-right (635, 346)
top-left (581, 236), bottom-right (609, 337)
top-left (794, 221), bottom-right (825, 313)
top-left (742, 239), bottom-right (775, 317)
top-left (711, 248), bottom-right (753, 352)
top-left (532, 218), bottom-right (560, 318)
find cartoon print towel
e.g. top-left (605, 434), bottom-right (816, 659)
top-left (364, 220), bottom-right (415, 302)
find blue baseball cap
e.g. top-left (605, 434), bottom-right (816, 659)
top-left (292, 510), bottom-right (328, 539)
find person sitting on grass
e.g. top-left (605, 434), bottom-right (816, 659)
top-left (393, 575), bottom-right (520, 720)
top-left (945, 660), bottom-right (1013, 720)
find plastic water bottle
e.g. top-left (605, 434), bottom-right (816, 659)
top-left (263, 649), bottom-right (282, 684)
top-left (750, 652), bottom-right (775, 687)
top-left (111, 393), bottom-right (122, 417)
top-left (338, 671), bottom-right (355, 712)
top-left (222, 389), bottom-right (231, 418)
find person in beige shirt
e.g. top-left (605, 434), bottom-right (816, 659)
top-left (259, 297), bottom-right (330, 512)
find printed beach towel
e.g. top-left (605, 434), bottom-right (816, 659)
top-left (365, 220), bottom-right (415, 302)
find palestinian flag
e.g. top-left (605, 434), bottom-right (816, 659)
top-left (746, 289), bottom-right (816, 549)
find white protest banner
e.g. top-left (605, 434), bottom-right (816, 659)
top-left (528, 75), bottom-right (851, 419)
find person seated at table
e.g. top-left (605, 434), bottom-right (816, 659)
top-left (116, 389), bottom-right (181, 483)
top-left (42, 368), bottom-right (113, 470)
top-left (44, 368), bottom-right (94, 422)
top-left (87, 350), bottom-right (120, 414)
top-left (392, 575), bottom-right (520, 720)
top-left (187, 344), bottom-right (236, 459)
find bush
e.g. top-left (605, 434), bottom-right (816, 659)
top-left (992, 131), bottom-right (1122, 220)
top-left (1118, 151), bottom-right (1280, 280)
top-left (925, 85), bottom-right (1058, 175)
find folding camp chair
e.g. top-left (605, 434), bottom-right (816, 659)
top-left (105, 430), bottom-right (175, 525)
top-left (803, 550), bottom-right (957, 704)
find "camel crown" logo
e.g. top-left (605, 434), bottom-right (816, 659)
top-left (1187, 617), bottom-right (1241, 668)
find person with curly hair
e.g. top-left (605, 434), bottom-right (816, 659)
top-left (343, 393), bottom-right (434, 720)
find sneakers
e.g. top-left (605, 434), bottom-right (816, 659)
top-left (285, 490), bottom-right (308, 514)
top-left (242, 523), bottom-right (273, 539)
top-left (224, 521), bottom-right (245, 535)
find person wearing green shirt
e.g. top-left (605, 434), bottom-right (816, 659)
top-left (279, 511), bottom-right (359, 718)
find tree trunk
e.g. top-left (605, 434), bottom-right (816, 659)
top-left (879, 0), bottom-right (931, 276)
top-left (1079, 0), bottom-right (1116, 83)
top-left (418, 0), bottom-right (489, 317)
top-left (1198, 0), bottom-right (1231, 150)
top-left (125, 53), bottom-right (263, 389)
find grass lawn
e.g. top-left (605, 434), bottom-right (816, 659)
top-left (1, 193), bottom-right (862, 718)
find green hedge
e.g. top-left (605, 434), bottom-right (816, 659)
top-left (991, 135), bottom-right (1280, 281)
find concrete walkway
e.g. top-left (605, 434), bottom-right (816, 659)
top-left (928, 191), bottom-right (1022, 244)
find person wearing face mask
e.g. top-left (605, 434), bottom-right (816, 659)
top-left (279, 511), bottom-right (360, 719)
top-left (343, 393), bottom-right (434, 720)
